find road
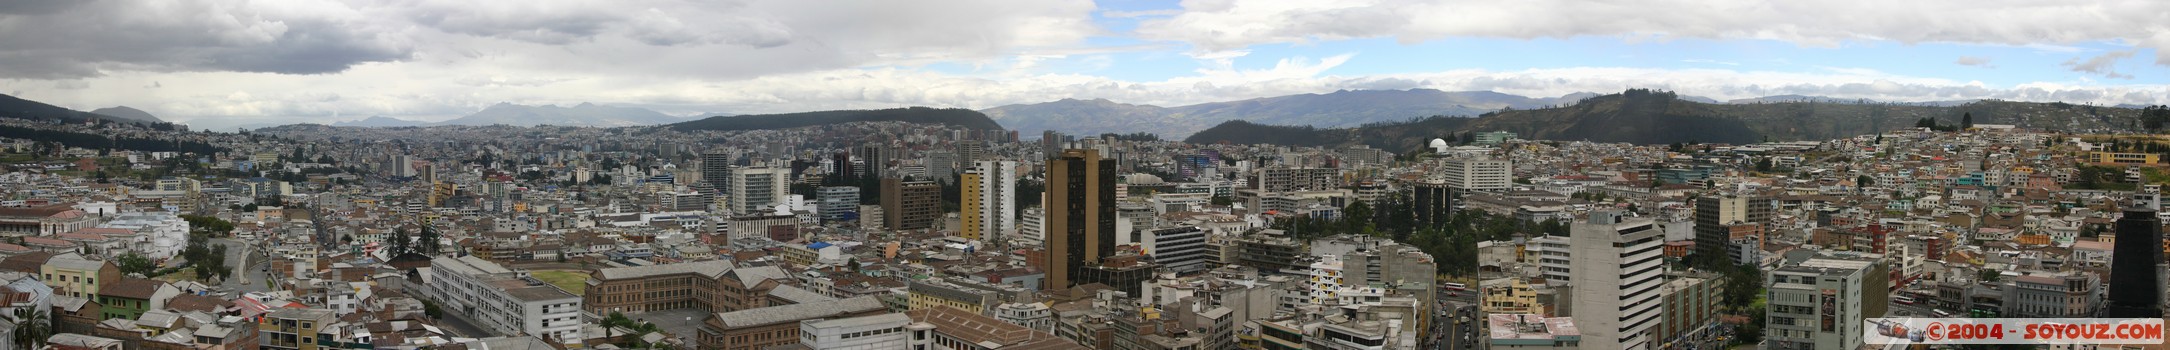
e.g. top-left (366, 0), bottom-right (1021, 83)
top-left (211, 238), bottom-right (273, 294)
top-left (1438, 288), bottom-right (1481, 350)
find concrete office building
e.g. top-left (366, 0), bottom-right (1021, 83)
top-left (1694, 194), bottom-right (1771, 266)
top-left (817, 186), bottom-right (860, 224)
top-left (1764, 252), bottom-right (1888, 350)
top-left (1143, 226), bottom-right (1211, 274)
top-left (703, 151), bottom-right (734, 187)
top-left (1441, 158), bottom-right (1512, 192)
top-left (729, 165), bottom-right (790, 215)
top-left (1046, 149), bottom-right (1117, 291)
top-left (881, 179), bottom-right (941, 231)
top-left (425, 256), bottom-right (584, 343)
top-left (1568, 211), bottom-right (1664, 350)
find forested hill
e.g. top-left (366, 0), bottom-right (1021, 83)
top-left (1185, 89), bottom-right (2155, 152)
top-left (670, 107), bottom-right (1001, 132)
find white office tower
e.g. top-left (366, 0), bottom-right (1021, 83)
top-left (1441, 157), bottom-right (1512, 192)
top-left (1569, 211), bottom-right (1665, 350)
top-left (963, 160), bottom-right (1019, 241)
top-left (728, 165), bottom-right (790, 215)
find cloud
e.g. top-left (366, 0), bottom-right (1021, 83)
top-left (2064, 50), bottom-right (2137, 79)
top-left (0, 0), bottom-right (1102, 80)
top-left (0, 0), bottom-right (415, 79)
top-left (1136, 0), bottom-right (2170, 64)
top-left (1954, 56), bottom-right (1994, 68)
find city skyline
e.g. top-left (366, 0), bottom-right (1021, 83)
top-left (1, 0), bottom-right (2167, 128)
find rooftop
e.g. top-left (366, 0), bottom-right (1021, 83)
top-left (594, 260), bottom-right (732, 280)
top-left (711, 296), bottom-right (885, 329)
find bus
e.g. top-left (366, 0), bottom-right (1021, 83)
top-left (1445, 283), bottom-right (1467, 291)
top-left (1894, 296), bottom-right (1917, 305)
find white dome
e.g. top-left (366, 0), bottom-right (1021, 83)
top-left (1429, 138), bottom-right (1449, 148)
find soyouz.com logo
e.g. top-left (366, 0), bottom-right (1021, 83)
top-left (1865, 318), bottom-right (2165, 345)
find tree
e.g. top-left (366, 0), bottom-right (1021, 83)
top-left (388, 228), bottom-right (411, 256)
top-left (418, 226), bottom-right (442, 255)
top-left (116, 251), bottom-right (157, 276)
top-left (1960, 112), bottom-right (1974, 129)
top-left (11, 307), bottom-right (48, 349)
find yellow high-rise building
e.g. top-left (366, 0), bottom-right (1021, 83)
top-left (960, 171), bottom-right (984, 240)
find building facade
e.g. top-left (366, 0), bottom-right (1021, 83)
top-left (1567, 211), bottom-right (1664, 350)
top-left (881, 179), bottom-right (941, 231)
top-left (1046, 149), bottom-right (1117, 290)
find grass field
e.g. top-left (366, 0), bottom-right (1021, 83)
top-left (531, 270), bottom-right (591, 296)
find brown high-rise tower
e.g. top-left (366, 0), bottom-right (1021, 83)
top-left (1044, 149), bottom-right (1116, 291)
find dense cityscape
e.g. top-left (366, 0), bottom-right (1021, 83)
top-left (0, 102), bottom-right (2163, 349)
top-left (6, 1), bottom-right (2170, 349)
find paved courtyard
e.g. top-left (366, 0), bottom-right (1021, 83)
top-left (623, 308), bottom-right (710, 346)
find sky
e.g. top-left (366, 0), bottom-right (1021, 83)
top-left (2, 0), bottom-right (2168, 130)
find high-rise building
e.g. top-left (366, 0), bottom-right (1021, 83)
top-left (1045, 149), bottom-right (1116, 291)
top-left (1694, 194), bottom-right (1772, 267)
top-left (858, 143), bottom-right (890, 179)
top-left (2101, 185), bottom-right (2164, 318)
top-left (1440, 157), bottom-right (1511, 192)
top-left (702, 151), bottom-right (733, 187)
top-left (881, 179), bottom-right (941, 230)
top-left (958, 142), bottom-right (986, 163)
top-left (830, 152), bottom-right (852, 181)
top-left (960, 161), bottom-right (1018, 241)
top-left (1411, 181), bottom-right (1456, 227)
top-left (1765, 252), bottom-right (1888, 350)
top-left (728, 165), bottom-right (789, 215)
top-left (816, 186), bottom-right (859, 224)
top-left (1569, 211), bottom-right (1665, 350)
top-left (927, 150), bottom-right (957, 181)
top-left (1253, 167), bottom-right (1338, 192)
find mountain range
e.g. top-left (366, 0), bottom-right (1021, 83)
top-left (88, 106), bottom-right (163, 123)
top-left (0, 93), bottom-right (174, 126)
top-left (1185, 89), bottom-right (2154, 150)
top-left (332, 116), bottom-right (427, 127)
top-left (980, 89), bottom-right (1604, 138)
top-left (429, 102), bottom-right (690, 127)
top-left (670, 107), bottom-right (1001, 132)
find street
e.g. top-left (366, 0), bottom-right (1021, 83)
top-left (211, 238), bottom-right (273, 294)
top-left (1438, 287), bottom-right (1481, 350)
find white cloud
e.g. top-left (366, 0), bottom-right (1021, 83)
top-left (1136, 0), bottom-right (2170, 64)
top-left (2064, 50), bottom-right (2138, 79)
top-left (1955, 56), bottom-right (1994, 68)
top-left (17, 59), bottom-right (2170, 130)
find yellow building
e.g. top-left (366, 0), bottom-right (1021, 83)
top-left (41, 253), bottom-right (118, 299)
top-left (260, 308), bottom-right (335, 350)
top-left (960, 171), bottom-right (984, 240)
top-left (906, 280), bottom-right (992, 314)
top-left (2087, 151), bottom-right (2162, 165)
top-left (1479, 277), bottom-right (1539, 315)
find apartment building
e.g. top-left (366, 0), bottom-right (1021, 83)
top-left (1765, 252), bottom-right (1888, 350)
top-left (259, 308), bottom-right (335, 350)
